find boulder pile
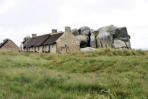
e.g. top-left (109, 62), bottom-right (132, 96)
top-left (72, 25), bottom-right (131, 49)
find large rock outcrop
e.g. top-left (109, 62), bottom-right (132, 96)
top-left (72, 25), bottom-right (131, 49)
top-left (94, 25), bottom-right (131, 49)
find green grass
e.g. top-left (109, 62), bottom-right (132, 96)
top-left (0, 49), bottom-right (148, 99)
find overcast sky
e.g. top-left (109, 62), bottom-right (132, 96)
top-left (0, 0), bottom-right (148, 49)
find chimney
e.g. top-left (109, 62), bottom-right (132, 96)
top-left (32, 34), bottom-right (37, 38)
top-left (52, 29), bottom-right (57, 34)
top-left (65, 26), bottom-right (71, 33)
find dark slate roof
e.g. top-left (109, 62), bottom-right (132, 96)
top-left (44, 33), bottom-right (63, 45)
top-left (24, 34), bottom-right (50, 48)
top-left (24, 33), bottom-right (63, 48)
top-left (0, 39), bottom-right (9, 48)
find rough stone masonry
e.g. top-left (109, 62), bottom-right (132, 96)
top-left (72, 25), bottom-right (131, 49)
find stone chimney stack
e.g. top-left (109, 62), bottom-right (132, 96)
top-left (65, 26), bottom-right (71, 33)
top-left (52, 29), bottom-right (57, 34)
top-left (32, 34), bottom-right (37, 38)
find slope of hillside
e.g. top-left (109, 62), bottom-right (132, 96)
top-left (0, 49), bottom-right (148, 99)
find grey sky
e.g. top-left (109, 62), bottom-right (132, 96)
top-left (0, 0), bottom-right (148, 49)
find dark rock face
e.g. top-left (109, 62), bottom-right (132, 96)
top-left (118, 27), bottom-right (129, 38)
top-left (72, 26), bottom-right (91, 48)
top-left (112, 27), bottom-right (130, 39)
top-left (112, 27), bottom-right (131, 49)
top-left (78, 26), bottom-right (91, 36)
top-left (72, 28), bottom-right (79, 36)
top-left (72, 25), bottom-right (131, 49)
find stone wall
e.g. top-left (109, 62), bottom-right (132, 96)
top-left (50, 44), bottom-right (57, 53)
top-left (38, 46), bottom-right (43, 53)
top-left (0, 40), bottom-right (20, 52)
top-left (28, 47), bottom-right (34, 52)
top-left (43, 45), bottom-right (50, 52)
top-left (24, 45), bottom-right (50, 53)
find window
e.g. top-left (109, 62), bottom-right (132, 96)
top-left (65, 44), bottom-right (67, 47)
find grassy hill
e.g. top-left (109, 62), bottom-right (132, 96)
top-left (0, 49), bottom-right (148, 99)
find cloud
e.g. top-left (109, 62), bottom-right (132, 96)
top-left (0, 0), bottom-right (17, 14)
top-left (0, 0), bottom-right (61, 27)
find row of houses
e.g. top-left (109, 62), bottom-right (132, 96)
top-left (22, 27), bottom-right (80, 53)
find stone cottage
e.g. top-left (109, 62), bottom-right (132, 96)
top-left (0, 39), bottom-right (20, 52)
top-left (23, 27), bottom-right (80, 53)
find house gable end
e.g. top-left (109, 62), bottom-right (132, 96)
top-left (56, 27), bottom-right (80, 53)
top-left (56, 27), bottom-right (80, 45)
top-left (0, 40), bottom-right (20, 52)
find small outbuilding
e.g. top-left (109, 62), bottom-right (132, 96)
top-left (0, 39), bottom-right (20, 52)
